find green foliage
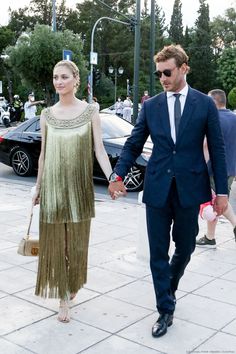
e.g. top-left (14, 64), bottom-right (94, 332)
top-left (217, 47), bottom-right (236, 93)
top-left (187, 0), bottom-right (215, 93)
top-left (3, 0), bottom-right (236, 105)
top-left (7, 25), bottom-right (87, 104)
top-left (169, 0), bottom-right (184, 45)
top-left (0, 27), bottom-right (15, 54)
top-left (228, 87), bottom-right (236, 109)
top-left (210, 7), bottom-right (236, 53)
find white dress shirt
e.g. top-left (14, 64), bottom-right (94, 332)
top-left (166, 84), bottom-right (189, 143)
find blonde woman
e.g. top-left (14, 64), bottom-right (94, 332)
top-left (32, 60), bottom-right (113, 322)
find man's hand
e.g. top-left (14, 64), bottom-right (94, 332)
top-left (213, 195), bottom-right (228, 216)
top-left (108, 181), bottom-right (127, 200)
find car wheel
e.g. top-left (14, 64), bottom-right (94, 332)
top-left (124, 166), bottom-right (144, 192)
top-left (11, 148), bottom-right (33, 176)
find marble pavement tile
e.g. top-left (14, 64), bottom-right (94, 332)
top-left (0, 338), bottom-right (32, 354)
top-left (193, 278), bottom-right (236, 306)
top-left (221, 318), bottom-right (236, 336)
top-left (176, 293), bottom-right (236, 330)
top-left (85, 266), bottom-right (134, 293)
top-left (186, 253), bottom-right (236, 277)
top-left (99, 254), bottom-right (151, 279)
top-left (5, 316), bottom-right (109, 354)
top-left (71, 295), bottom-right (152, 333)
top-left (0, 290), bottom-right (8, 299)
top-left (80, 335), bottom-right (162, 354)
top-left (0, 266), bottom-right (36, 293)
top-left (0, 247), bottom-right (39, 266)
top-left (118, 313), bottom-right (215, 354)
top-left (20, 260), bottom-right (38, 273)
top-left (88, 247), bottom-right (121, 267)
top-left (197, 246), bottom-right (236, 265)
top-left (0, 260), bottom-right (15, 271)
top-left (221, 267), bottom-right (236, 282)
top-left (196, 332), bottom-right (236, 353)
top-left (178, 270), bottom-right (214, 292)
top-left (0, 295), bottom-right (54, 335)
top-left (107, 280), bottom-right (156, 311)
top-left (0, 240), bottom-right (19, 250)
top-left (92, 238), bottom-right (135, 256)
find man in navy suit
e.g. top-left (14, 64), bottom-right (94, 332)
top-left (108, 45), bottom-right (228, 337)
top-left (197, 89), bottom-right (236, 247)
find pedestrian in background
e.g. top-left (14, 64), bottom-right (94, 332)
top-left (32, 60), bottom-right (112, 323)
top-left (141, 90), bottom-right (150, 106)
top-left (197, 89), bottom-right (236, 248)
top-left (115, 97), bottom-right (123, 117)
top-left (24, 93), bottom-right (44, 120)
top-left (123, 96), bottom-right (132, 122)
top-left (108, 44), bottom-right (228, 338)
top-left (13, 95), bottom-right (23, 122)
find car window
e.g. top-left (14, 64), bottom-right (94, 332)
top-left (36, 119), bottom-right (41, 131)
top-left (100, 114), bottom-right (133, 139)
top-left (24, 119), bottom-right (41, 132)
top-left (24, 121), bottom-right (38, 132)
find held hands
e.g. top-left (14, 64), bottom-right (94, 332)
top-left (108, 181), bottom-right (127, 200)
top-left (213, 195), bottom-right (228, 216)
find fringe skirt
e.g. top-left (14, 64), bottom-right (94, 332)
top-left (35, 219), bottom-right (91, 299)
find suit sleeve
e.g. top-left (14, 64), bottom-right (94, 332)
top-left (206, 98), bottom-right (228, 195)
top-left (114, 104), bottom-right (150, 178)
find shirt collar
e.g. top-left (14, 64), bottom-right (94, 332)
top-left (166, 84), bottom-right (189, 98)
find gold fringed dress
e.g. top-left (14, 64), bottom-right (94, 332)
top-left (35, 105), bottom-right (96, 299)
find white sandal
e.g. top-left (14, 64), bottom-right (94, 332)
top-left (57, 299), bottom-right (70, 323)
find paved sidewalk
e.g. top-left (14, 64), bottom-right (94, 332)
top-left (0, 181), bottom-right (236, 354)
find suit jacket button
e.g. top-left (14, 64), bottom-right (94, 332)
top-left (173, 150), bottom-right (176, 154)
top-left (167, 169), bottom-right (171, 173)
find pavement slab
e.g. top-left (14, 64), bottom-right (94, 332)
top-left (0, 180), bottom-right (236, 353)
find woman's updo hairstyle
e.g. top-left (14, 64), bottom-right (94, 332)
top-left (54, 60), bottom-right (80, 91)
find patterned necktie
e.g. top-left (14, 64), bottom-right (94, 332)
top-left (173, 93), bottom-right (181, 138)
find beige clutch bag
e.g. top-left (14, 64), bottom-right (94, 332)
top-left (17, 208), bottom-right (39, 256)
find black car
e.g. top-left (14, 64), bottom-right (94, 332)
top-left (0, 113), bottom-right (152, 191)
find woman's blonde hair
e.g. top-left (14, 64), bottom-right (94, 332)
top-left (53, 60), bottom-right (80, 91)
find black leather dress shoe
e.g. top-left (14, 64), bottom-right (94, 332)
top-left (152, 313), bottom-right (174, 338)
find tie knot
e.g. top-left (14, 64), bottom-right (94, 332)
top-left (173, 93), bottom-right (181, 99)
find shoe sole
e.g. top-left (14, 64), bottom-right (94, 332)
top-left (196, 244), bottom-right (216, 249)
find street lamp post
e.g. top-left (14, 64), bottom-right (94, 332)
top-left (52, 0), bottom-right (56, 32)
top-left (108, 66), bottom-right (124, 104)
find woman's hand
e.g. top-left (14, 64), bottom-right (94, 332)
top-left (32, 190), bottom-right (40, 206)
top-left (32, 185), bottom-right (40, 206)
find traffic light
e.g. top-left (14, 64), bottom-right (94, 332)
top-left (93, 69), bottom-right (101, 86)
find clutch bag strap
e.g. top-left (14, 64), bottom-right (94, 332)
top-left (26, 206), bottom-right (34, 239)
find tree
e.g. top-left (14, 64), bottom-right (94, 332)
top-left (74, 0), bottom-right (136, 100)
top-left (169, 0), bottom-right (184, 45)
top-left (8, 0), bottom-right (69, 37)
top-left (217, 47), bottom-right (236, 93)
top-left (228, 87), bottom-right (236, 109)
top-left (6, 25), bottom-right (87, 104)
top-left (187, 0), bottom-right (215, 93)
top-left (210, 7), bottom-right (236, 53)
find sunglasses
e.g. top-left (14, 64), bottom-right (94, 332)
top-left (154, 67), bottom-right (176, 79)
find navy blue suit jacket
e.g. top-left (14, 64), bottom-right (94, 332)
top-left (115, 87), bottom-right (228, 208)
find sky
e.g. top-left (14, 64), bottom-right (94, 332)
top-left (1, 0), bottom-right (235, 27)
